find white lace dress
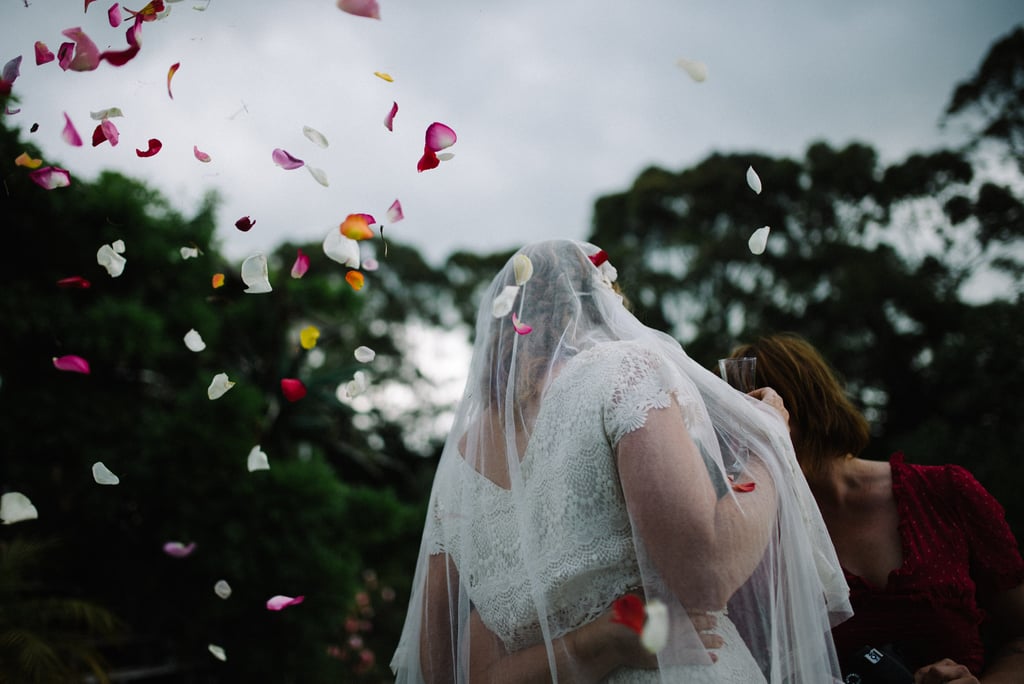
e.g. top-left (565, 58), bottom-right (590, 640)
top-left (425, 340), bottom-right (767, 682)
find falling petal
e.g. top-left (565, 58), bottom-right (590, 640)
top-left (511, 312), bottom-right (532, 335)
top-left (235, 216), bottom-right (255, 232)
top-left (53, 355), bottom-right (91, 374)
top-left (731, 480), bottom-right (757, 493)
top-left (640, 600), bottom-right (669, 653)
top-left (193, 145), bottom-right (211, 162)
top-left (92, 119), bottom-right (120, 147)
top-left (183, 329), bottom-right (205, 352)
top-left (340, 214), bottom-right (374, 240)
top-left (207, 372), bottom-right (235, 399)
top-left (354, 346), bottom-right (375, 363)
top-left (299, 325), bottom-right (320, 350)
top-left (291, 249), bottom-right (309, 278)
top-left (512, 253), bottom-right (533, 286)
top-left (748, 226), bottom-right (770, 255)
top-left (85, 0), bottom-right (99, 11)
top-left (323, 230), bottom-right (360, 268)
top-left (35, 41), bottom-right (55, 65)
top-left (302, 125), bottom-right (328, 148)
top-left (61, 27), bottom-right (100, 71)
top-left (383, 101), bottom-right (398, 131)
top-left (29, 167), bottom-right (71, 190)
top-left (61, 112), bottom-right (83, 146)
top-left (208, 644), bottom-right (226, 662)
top-left (385, 198), bottom-right (403, 223)
top-left (2, 55), bottom-right (21, 89)
top-left (336, 0), bottom-right (379, 19)
top-left (92, 461), bottom-right (120, 485)
top-left (492, 285), bottom-right (519, 317)
top-left (373, 71), bottom-right (393, 82)
top-left (241, 254), bottom-right (272, 293)
top-left (589, 250), bottom-right (609, 267)
top-left (57, 276), bottom-right (91, 288)
top-left (163, 541), bottom-right (196, 558)
top-left (281, 378), bottom-right (306, 402)
top-left (746, 166), bottom-right (762, 195)
top-left (343, 370), bottom-right (368, 398)
top-left (91, 125), bottom-right (106, 147)
top-left (345, 271), bottom-right (364, 291)
top-left (96, 242), bottom-right (127, 277)
top-left (211, 273), bottom-right (225, 288)
top-left (266, 595), bottom-right (305, 611)
top-left (424, 122), bottom-right (456, 151)
top-left (108, 3), bottom-right (122, 26)
top-left (0, 492), bottom-right (38, 524)
top-left (306, 165), bottom-right (329, 187)
top-left (272, 148), bottom-right (304, 169)
top-left (417, 147), bottom-right (439, 172)
top-left (90, 107), bottom-right (124, 120)
top-left (112, 240), bottom-right (125, 254)
top-left (58, 42), bottom-right (74, 70)
top-left (167, 61), bottom-right (180, 99)
top-left (180, 246), bottom-right (199, 259)
top-left (136, 138), bottom-right (162, 157)
top-left (362, 257), bottom-right (379, 271)
top-left (214, 580), bottom-right (232, 599)
top-left (610, 595), bottom-right (645, 634)
top-left (15, 152), bottom-right (43, 169)
top-left (676, 57), bottom-right (708, 82)
top-left (437, 152), bottom-right (455, 162)
top-left (247, 445), bottom-right (270, 472)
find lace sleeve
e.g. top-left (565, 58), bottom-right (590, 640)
top-left (604, 345), bottom-right (674, 445)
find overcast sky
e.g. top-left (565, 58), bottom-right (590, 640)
top-left (3, 1), bottom-right (1023, 266)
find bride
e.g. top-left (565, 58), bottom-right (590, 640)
top-left (391, 240), bottom-right (850, 682)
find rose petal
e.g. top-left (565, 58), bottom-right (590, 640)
top-left (511, 312), bottom-right (532, 335)
top-left (61, 27), bottom-right (101, 71)
top-left (676, 57), bottom-right (708, 82)
top-left (207, 372), bottom-right (235, 399)
top-left (362, 257), bottom-right (379, 272)
top-left (193, 145), bottom-right (211, 162)
top-left (302, 125), bottom-right (328, 148)
top-left (492, 285), bottom-right (519, 317)
top-left (341, 370), bottom-right (368, 399)
top-left (748, 226), bottom-right (770, 255)
top-left (266, 595), bottom-right (305, 611)
top-left (611, 595), bottom-right (645, 634)
top-left (97, 242), bottom-right (127, 277)
top-left (180, 246), bottom-right (199, 259)
top-left (354, 346), bottom-right (375, 363)
top-left (299, 325), bottom-right (320, 350)
top-left (235, 216), bottom-right (255, 232)
top-left (272, 148), bottom-right (304, 169)
top-left (208, 644), bottom-right (226, 662)
top-left (746, 166), bottom-right (762, 195)
top-left (90, 107), bottom-right (124, 120)
top-left (57, 276), bottom-right (91, 288)
top-left (306, 165), bottom-right (329, 187)
top-left (291, 249), bottom-right (309, 278)
top-left (167, 61), bottom-right (180, 99)
top-left (731, 480), bottom-right (757, 493)
top-left (136, 138), bottom-right (162, 157)
top-left (0, 492), bottom-right (38, 524)
top-left (53, 355), bottom-right (91, 374)
top-left (211, 273), bottom-right (225, 288)
top-left (163, 541), bottom-right (196, 558)
top-left (373, 71), bottom-right (393, 82)
top-left (241, 254), bottom-right (272, 293)
top-left (184, 329), bottom-right (206, 352)
top-left (247, 445), bottom-right (270, 472)
top-left (92, 461), bottom-right (120, 485)
top-left (214, 580), bottom-right (232, 599)
top-left (61, 112), bottom-right (83, 146)
top-left (340, 214), bottom-right (374, 240)
top-left (281, 378), bottom-right (307, 402)
top-left (323, 230), bottom-right (360, 268)
top-left (640, 600), bottom-right (669, 653)
top-left (108, 3), bottom-right (123, 27)
top-left (424, 121), bottom-right (456, 151)
top-left (15, 152), bottom-right (43, 169)
top-left (385, 198), bottom-right (403, 223)
top-left (383, 101), bottom-right (398, 131)
top-left (512, 254), bottom-right (533, 286)
top-left (29, 166), bottom-right (71, 190)
top-left (35, 41), bottom-right (55, 65)
top-left (58, 42), bottom-right (74, 70)
top-left (345, 271), bottom-right (364, 291)
top-left (417, 147), bottom-right (439, 172)
top-left (336, 0), bottom-right (379, 19)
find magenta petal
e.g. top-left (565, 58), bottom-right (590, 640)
top-left (2, 55), bottom-right (22, 86)
top-left (281, 378), bottom-right (307, 402)
top-left (383, 101), bottom-right (398, 131)
top-left (57, 42), bottom-right (75, 70)
top-left (417, 147), bottom-right (439, 173)
top-left (61, 112), bottom-right (83, 147)
top-left (29, 166), bottom-right (72, 190)
top-left (291, 249), bottom-right (309, 278)
top-left (136, 138), bottom-right (162, 157)
top-left (35, 42), bottom-right (55, 65)
top-left (336, 0), bottom-right (380, 19)
top-left (108, 3), bottom-right (122, 27)
top-left (386, 198), bottom-right (403, 223)
top-left (57, 276), bottom-right (92, 289)
top-left (53, 354), bottom-right (90, 374)
top-left (61, 27), bottom-right (101, 71)
top-left (100, 118), bottom-right (119, 146)
top-left (424, 122), bottom-right (456, 152)
top-left (163, 541), bottom-right (196, 558)
top-left (266, 595), bottom-right (305, 611)
top-left (272, 148), bottom-right (304, 170)
top-left (193, 145), bottom-right (211, 162)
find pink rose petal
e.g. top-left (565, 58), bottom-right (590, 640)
top-left (136, 138), bottom-right (161, 157)
top-left (266, 595), bottom-right (305, 611)
top-left (424, 121), bottom-right (456, 152)
top-left (34, 42), bottom-right (55, 65)
top-left (163, 541), bottom-right (196, 558)
top-left (60, 27), bottom-right (101, 71)
top-left (108, 3), bottom-right (122, 27)
top-left (384, 101), bottom-right (398, 131)
top-left (57, 42), bottom-right (75, 70)
top-left (336, 0), bottom-right (379, 19)
top-left (193, 145), bottom-right (211, 162)
top-left (92, 119), bottom-right (119, 147)
top-left (57, 276), bottom-right (92, 289)
top-left (61, 112), bottom-right (82, 147)
top-left (385, 198), bottom-right (403, 223)
top-left (511, 312), bottom-right (532, 335)
top-left (291, 249), bottom-right (309, 278)
top-left (53, 355), bottom-right (91, 374)
top-left (272, 148), bottom-right (304, 170)
top-left (281, 378), bottom-right (307, 402)
top-left (417, 146), bottom-right (439, 173)
top-left (29, 167), bottom-right (72, 190)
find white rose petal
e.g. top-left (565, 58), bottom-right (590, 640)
top-left (354, 346), bottom-right (376, 363)
top-left (207, 372), bottom-right (235, 400)
top-left (184, 329), bottom-right (206, 352)
top-left (746, 166), bottom-right (762, 195)
top-left (214, 579), bottom-right (232, 599)
top-left (492, 285), bottom-right (519, 318)
top-left (180, 246), bottom-right (200, 260)
top-left (302, 125), bottom-right (329, 148)
top-left (307, 166), bottom-right (329, 187)
top-left (512, 254), bottom-right (533, 286)
top-left (323, 229), bottom-right (360, 268)
top-left (92, 461), bottom-right (120, 485)
top-left (208, 644), bottom-right (227, 661)
top-left (241, 254), bottom-right (272, 294)
top-left (0, 492), bottom-right (38, 524)
top-left (247, 445), bottom-right (270, 472)
top-left (748, 226), bottom-right (771, 255)
top-left (676, 57), bottom-right (708, 82)
top-left (97, 242), bottom-right (127, 277)
top-left (640, 600), bottom-right (669, 653)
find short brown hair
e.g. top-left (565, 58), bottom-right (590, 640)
top-left (728, 333), bottom-right (870, 475)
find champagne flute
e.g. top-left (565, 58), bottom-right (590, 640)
top-left (718, 357), bottom-right (757, 393)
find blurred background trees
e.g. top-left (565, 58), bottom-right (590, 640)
top-left (1, 23), bottom-right (1022, 684)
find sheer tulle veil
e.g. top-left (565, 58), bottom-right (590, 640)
top-left (392, 240), bottom-right (851, 682)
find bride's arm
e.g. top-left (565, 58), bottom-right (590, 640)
top-left (616, 397), bottom-right (777, 610)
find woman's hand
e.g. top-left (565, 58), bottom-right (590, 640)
top-left (747, 387), bottom-right (789, 427)
top-left (914, 658), bottom-right (980, 684)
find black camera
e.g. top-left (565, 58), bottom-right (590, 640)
top-left (842, 645), bottom-right (914, 684)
